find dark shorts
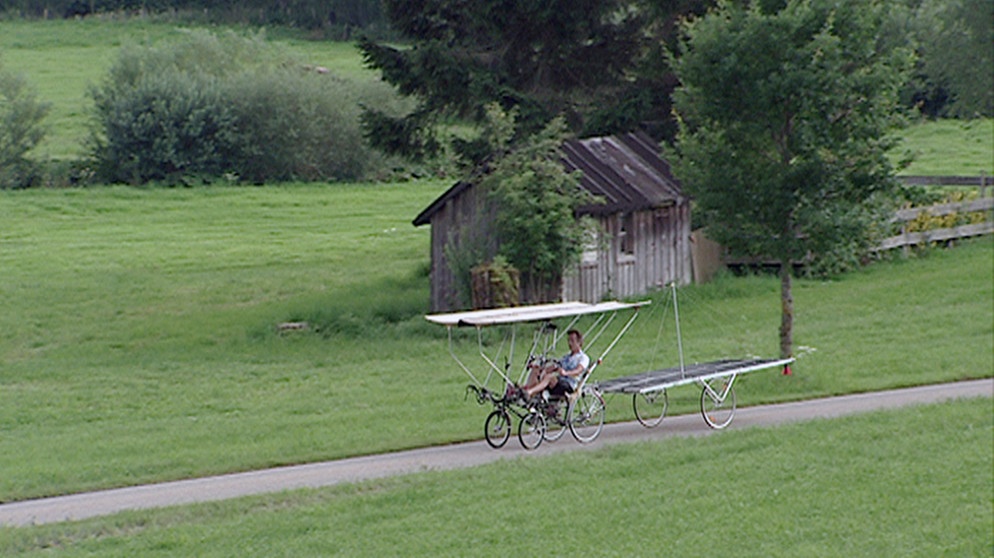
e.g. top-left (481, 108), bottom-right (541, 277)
top-left (550, 375), bottom-right (577, 396)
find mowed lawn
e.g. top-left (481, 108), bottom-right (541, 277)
top-left (0, 398), bottom-right (989, 557)
top-left (0, 183), bottom-right (991, 505)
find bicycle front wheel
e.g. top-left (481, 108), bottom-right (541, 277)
top-left (485, 409), bottom-right (511, 448)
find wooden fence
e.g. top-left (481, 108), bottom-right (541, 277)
top-left (877, 175), bottom-right (994, 252)
top-left (898, 174), bottom-right (991, 196)
top-left (714, 175), bottom-right (993, 272)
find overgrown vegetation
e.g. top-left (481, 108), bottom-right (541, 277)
top-left (897, 0), bottom-right (993, 118)
top-left (88, 29), bottom-right (407, 185)
top-left (481, 107), bottom-right (595, 303)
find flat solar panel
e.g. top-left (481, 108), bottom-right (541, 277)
top-left (425, 300), bottom-right (649, 327)
top-left (597, 358), bottom-right (794, 394)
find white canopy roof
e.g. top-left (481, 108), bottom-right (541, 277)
top-left (425, 300), bottom-right (649, 327)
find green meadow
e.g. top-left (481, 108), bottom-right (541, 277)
top-left (0, 16), bottom-right (990, 556)
top-left (894, 118), bottom-right (994, 176)
top-left (1, 398), bottom-right (990, 557)
top-left (0, 183), bottom-right (991, 505)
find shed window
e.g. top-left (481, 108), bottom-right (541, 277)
top-left (618, 213), bottom-right (635, 256)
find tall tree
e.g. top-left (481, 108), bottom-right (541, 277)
top-left (670, 0), bottom-right (913, 358)
top-left (358, 0), bottom-right (647, 163)
top-left (912, 0), bottom-right (993, 118)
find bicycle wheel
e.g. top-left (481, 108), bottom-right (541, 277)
top-left (543, 400), bottom-right (568, 442)
top-left (633, 389), bottom-right (668, 428)
top-left (568, 388), bottom-right (605, 443)
top-left (484, 409), bottom-right (511, 448)
top-left (700, 380), bottom-right (736, 429)
top-left (518, 411), bottom-right (546, 450)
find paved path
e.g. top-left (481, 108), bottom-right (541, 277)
top-left (1, 379), bottom-right (990, 527)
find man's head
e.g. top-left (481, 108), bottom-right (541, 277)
top-left (567, 329), bottom-right (583, 350)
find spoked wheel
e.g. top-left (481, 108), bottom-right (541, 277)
top-left (700, 379), bottom-right (736, 429)
top-left (568, 387), bottom-right (605, 443)
top-left (518, 411), bottom-right (546, 450)
top-left (543, 400), bottom-right (568, 442)
top-left (633, 389), bottom-right (668, 428)
top-left (484, 409), bottom-right (511, 449)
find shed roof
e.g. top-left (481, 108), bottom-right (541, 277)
top-left (413, 131), bottom-right (683, 227)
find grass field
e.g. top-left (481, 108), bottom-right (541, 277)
top-left (0, 16), bottom-right (991, 555)
top-left (0, 183), bottom-right (991, 505)
top-left (894, 117), bottom-right (994, 176)
top-left (0, 398), bottom-right (990, 556)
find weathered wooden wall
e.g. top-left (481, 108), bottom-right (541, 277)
top-left (427, 185), bottom-right (498, 312)
top-left (562, 203), bottom-right (692, 302)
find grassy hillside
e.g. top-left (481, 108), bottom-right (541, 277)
top-left (0, 183), bottom-right (990, 503)
top-left (0, 18), bottom-right (374, 160)
top-left (894, 118), bottom-right (994, 176)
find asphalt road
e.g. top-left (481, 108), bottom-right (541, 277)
top-left (1, 378), bottom-right (990, 527)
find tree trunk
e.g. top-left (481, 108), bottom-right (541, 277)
top-left (779, 261), bottom-right (794, 359)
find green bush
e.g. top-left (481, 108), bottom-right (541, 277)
top-left (0, 60), bottom-right (49, 189)
top-left (90, 71), bottom-right (238, 184)
top-left (87, 29), bottom-right (398, 185)
top-left (222, 70), bottom-right (374, 183)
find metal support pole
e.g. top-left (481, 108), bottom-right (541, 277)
top-left (671, 282), bottom-right (686, 378)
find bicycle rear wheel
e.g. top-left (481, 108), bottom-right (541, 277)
top-left (568, 388), bottom-right (605, 443)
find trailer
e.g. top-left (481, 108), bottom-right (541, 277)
top-left (596, 357), bottom-right (794, 429)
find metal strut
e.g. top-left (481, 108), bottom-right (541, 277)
top-left (671, 282), bottom-right (686, 378)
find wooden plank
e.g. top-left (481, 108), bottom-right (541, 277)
top-left (898, 175), bottom-right (990, 186)
top-left (892, 197), bottom-right (994, 221)
top-left (875, 221), bottom-right (994, 251)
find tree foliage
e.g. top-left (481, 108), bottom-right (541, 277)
top-left (910, 0), bottom-right (993, 118)
top-left (358, 0), bottom-right (649, 164)
top-left (670, 0), bottom-right (914, 356)
top-left (478, 105), bottom-right (594, 302)
top-left (0, 59), bottom-right (49, 189)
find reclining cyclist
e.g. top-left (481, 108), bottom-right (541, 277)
top-left (520, 329), bottom-right (589, 402)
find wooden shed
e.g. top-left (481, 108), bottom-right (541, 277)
top-left (413, 131), bottom-right (692, 312)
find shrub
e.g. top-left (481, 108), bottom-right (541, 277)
top-left (87, 29), bottom-right (399, 185)
top-left (90, 71), bottom-right (239, 184)
top-left (222, 70), bottom-right (376, 183)
top-left (0, 60), bottom-right (50, 189)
